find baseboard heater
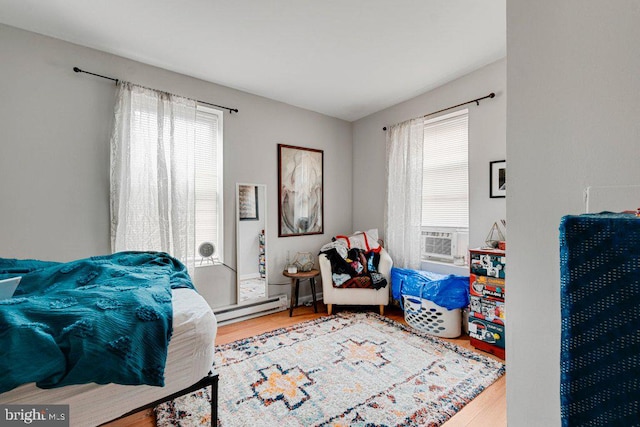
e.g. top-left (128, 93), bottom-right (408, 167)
top-left (214, 294), bottom-right (288, 325)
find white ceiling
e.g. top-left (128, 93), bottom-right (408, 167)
top-left (0, 0), bottom-right (505, 121)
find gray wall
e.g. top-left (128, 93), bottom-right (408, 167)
top-left (0, 24), bottom-right (353, 308)
top-left (507, 2), bottom-right (640, 425)
top-left (352, 58), bottom-right (507, 250)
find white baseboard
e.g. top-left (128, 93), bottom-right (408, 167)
top-left (295, 291), bottom-right (324, 306)
top-left (213, 291), bottom-right (325, 326)
top-left (214, 294), bottom-right (288, 325)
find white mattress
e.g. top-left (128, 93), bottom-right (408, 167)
top-left (0, 288), bottom-right (217, 426)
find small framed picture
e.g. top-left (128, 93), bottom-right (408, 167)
top-left (238, 184), bottom-right (259, 220)
top-left (490, 160), bottom-right (506, 198)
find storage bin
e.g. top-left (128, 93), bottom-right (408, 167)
top-left (402, 295), bottom-right (461, 338)
top-left (468, 313), bottom-right (505, 348)
top-left (391, 267), bottom-right (469, 311)
top-left (470, 251), bottom-right (506, 278)
top-left (469, 274), bottom-right (505, 299)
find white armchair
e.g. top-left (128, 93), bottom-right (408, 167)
top-left (319, 247), bottom-right (393, 315)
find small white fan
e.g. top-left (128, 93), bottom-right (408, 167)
top-left (198, 242), bottom-right (216, 265)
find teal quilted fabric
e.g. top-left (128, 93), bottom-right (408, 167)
top-left (0, 251), bottom-right (194, 393)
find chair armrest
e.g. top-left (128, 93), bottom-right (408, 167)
top-left (377, 249), bottom-right (393, 282)
top-left (319, 254), bottom-right (333, 290)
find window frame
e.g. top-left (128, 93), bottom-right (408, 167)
top-left (194, 104), bottom-right (224, 266)
top-left (421, 108), bottom-right (469, 263)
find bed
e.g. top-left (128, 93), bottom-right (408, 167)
top-left (0, 252), bottom-right (217, 426)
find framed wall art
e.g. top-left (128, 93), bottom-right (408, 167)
top-left (278, 144), bottom-right (324, 237)
top-left (238, 184), bottom-right (259, 220)
top-left (490, 160), bottom-right (506, 198)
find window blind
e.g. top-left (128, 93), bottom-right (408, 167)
top-left (195, 105), bottom-right (223, 260)
top-left (421, 109), bottom-right (469, 228)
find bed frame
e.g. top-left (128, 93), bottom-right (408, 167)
top-left (101, 371), bottom-right (219, 426)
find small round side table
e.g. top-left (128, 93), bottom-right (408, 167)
top-left (283, 269), bottom-right (320, 316)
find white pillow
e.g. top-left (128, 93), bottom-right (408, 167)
top-left (358, 228), bottom-right (379, 242)
top-left (335, 230), bottom-right (381, 252)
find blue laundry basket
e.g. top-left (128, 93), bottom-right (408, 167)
top-left (391, 267), bottom-right (469, 338)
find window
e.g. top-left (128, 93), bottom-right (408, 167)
top-left (130, 104), bottom-right (224, 263)
top-left (111, 83), bottom-right (224, 270)
top-left (421, 109), bottom-right (468, 262)
top-left (195, 105), bottom-right (224, 263)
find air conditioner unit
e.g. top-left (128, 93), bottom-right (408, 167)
top-left (421, 228), bottom-right (469, 262)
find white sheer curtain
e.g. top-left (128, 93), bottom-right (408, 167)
top-left (384, 118), bottom-right (424, 269)
top-left (110, 82), bottom-right (197, 271)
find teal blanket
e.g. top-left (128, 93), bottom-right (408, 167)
top-left (0, 251), bottom-right (194, 394)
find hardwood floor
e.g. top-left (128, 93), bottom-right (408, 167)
top-left (108, 303), bottom-right (506, 426)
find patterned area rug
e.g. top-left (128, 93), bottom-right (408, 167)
top-left (155, 312), bottom-right (505, 426)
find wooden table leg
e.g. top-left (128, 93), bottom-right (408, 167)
top-left (310, 277), bottom-right (318, 313)
top-left (289, 278), bottom-right (296, 317)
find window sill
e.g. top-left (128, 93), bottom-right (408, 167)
top-left (420, 259), bottom-right (469, 276)
top-left (194, 259), bottom-right (222, 268)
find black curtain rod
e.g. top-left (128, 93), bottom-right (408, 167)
top-left (73, 67), bottom-right (239, 114)
top-left (382, 92), bottom-right (495, 131)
